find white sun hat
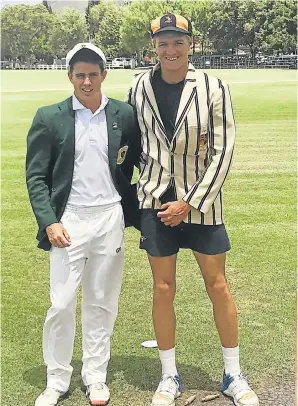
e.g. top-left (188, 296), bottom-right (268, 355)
top-left (66, 43), bottom-right (106, 68)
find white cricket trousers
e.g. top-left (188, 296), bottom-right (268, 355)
top-left (43, 202), bottom-right (124, 392)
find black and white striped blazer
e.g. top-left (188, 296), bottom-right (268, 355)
top-left (126, 62), bottom-right (235, 225)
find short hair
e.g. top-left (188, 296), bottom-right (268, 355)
top-left (69, 49), bottom-right (106, 73)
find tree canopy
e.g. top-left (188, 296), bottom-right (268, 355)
top-left (89, 0), bottom-right (124, 57)
top-left (50, 8), bottom-right (89, 58)
top-left (1, 0), bottom-right (296, 62)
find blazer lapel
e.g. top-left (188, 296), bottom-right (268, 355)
top-left (105, 99), bottom-right (122, 185)
top-left (172, 63), bottom-right (197, 140)
top-left (59, 97), bottom-right (75, 156)
top-left (142, 65), bottom-right (169, 147)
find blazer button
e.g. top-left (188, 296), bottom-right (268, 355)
top-left (51, 187), bottom-right (56, 192)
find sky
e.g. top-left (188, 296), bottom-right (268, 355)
top-left (0, 0), bottom-right (139, 10)
top-left (0, 0), bottom-right (40, 9)
top-left (1, 0), bottom-right (41, 6)
top-left (0, 0), bottom-right (140, 8)
top-left (0, 0), bottom-right (91, 10)
top-left (0, 0), bottom-right (91, 8)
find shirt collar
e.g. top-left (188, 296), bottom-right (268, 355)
top-left (72, 93), bottom-right (109, 113)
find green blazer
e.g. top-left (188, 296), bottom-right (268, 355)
top-left (26, 96), bottom-right (141, 251)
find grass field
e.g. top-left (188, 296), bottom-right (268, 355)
top-left (1, 68), bottom-right (297, 406)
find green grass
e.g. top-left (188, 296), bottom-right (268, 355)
top-left (1, 69), bottom-right (296, 406)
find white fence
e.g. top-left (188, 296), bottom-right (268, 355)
top-left (4, 61), bottom-right (127, 70)
top-left (37, 64), bottom-right (67, 69)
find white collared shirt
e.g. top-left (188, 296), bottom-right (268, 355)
top-left (67, 94), bottom-right (121, 207)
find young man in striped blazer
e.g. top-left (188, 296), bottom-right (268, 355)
top-left (127, 13), bottom-right (259, 406)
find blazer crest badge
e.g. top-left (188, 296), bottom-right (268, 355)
top-left (117, 145), bottom-right (129, 164)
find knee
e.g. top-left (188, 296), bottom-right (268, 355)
top-left (50, 295), bottom-right (76, 315)
top-left (51, 303), bottom-right (73, 316)
top-left (154, 281), bottom-right (176, 301)
top-left (206, 279), bottom-right (231, 301)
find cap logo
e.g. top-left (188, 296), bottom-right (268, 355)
top-left (151, 14), bottom-right (192, 37)
top-left (81, 44), bottom-right (86, 48)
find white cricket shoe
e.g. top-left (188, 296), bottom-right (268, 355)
top-left (86, 382), bottom-right (110, 405)
top-left (221, 371), bottom-right (259, 406)
top-left (151, 374), bottom-right (182, 406)
top-left (35, 388), bottom-right (67, 406)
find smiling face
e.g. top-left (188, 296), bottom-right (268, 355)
top-left (154, 32), bottom-right (191, 72)
top-left (68, 62), bottom-right (107, 109)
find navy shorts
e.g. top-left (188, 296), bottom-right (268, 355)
top-left (139, 209), bottom-right (231, 257)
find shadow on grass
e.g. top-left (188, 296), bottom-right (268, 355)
top-left (23, 356), bottom-right (219, 393)
top-left (108, 356), bottom-right (219, 392)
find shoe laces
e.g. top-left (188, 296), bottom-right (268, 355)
top-left (95, 382), bottom-right (105, 389)
top-left (229, 372), bottom-right (251, 395)
top-left (42, 388), bottom-right (61, 403)
top-left (90, 382), bottom-right (108, 392)
top-left (157, 374), bottom-right (179, 395)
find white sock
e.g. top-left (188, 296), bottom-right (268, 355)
top-left (222, 345), bottom-right (241, 376)
top-left (158, 347), bottom-right (178, 376)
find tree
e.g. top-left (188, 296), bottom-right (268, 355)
top-left (188, 1), bottom-right (216, 54)
top-left (204, 0), bottom-right (245, 54)
top-left (120, 0), bottom-right (192, 61)
top-left (49, 8), bottom-right (89, 58)
top-left (85, 0), bottom-right (100, 41)
top-left (89, 0), bottom-right (124, 56)
top-left (238, 0), bottom-right (262, 57)
top-left (42, 0), bottom-right (52, 13)
top-left (257, 0), bottom-right (297, 53)
top-left (238, 0), bottom-right (297, 55)
top-left (1, 4), bottom-right (55, 61)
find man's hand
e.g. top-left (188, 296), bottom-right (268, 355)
top-left (157, 200), bottom-right (192, 227)
top-left (46, 223), bottom-right (71, 248)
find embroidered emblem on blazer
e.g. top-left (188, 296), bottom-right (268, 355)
top-left (117, 145), bottom-right (129, 164)
top-left (200, 132), bottom-right (208, 150)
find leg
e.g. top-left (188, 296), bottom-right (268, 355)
top-left (149, 255), bottom-right (183, 406)
top-left (140, 210), bottom-right (182, 405)
top-left (193, 251), bottom-right (238, 348)
top-left (193, 253), bottom-right (259, 405)
top-left (44, 241), bottom-right (86, 392)
top-left (148, 254), bottom-right (177, 350)
top-left (139, 209), bottom-right (179, 351)
top-left (81, 204), bottom-right (124, 387)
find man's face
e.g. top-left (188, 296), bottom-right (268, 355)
top-left (154, 33), bottom-right (191, 71)
top-left (68, 62), bottom-right (107, 103)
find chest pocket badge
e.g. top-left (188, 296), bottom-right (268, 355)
top-left (117, 145), bottom-right (129, 164)
top-left (199, 133), bottom-right (208, 150)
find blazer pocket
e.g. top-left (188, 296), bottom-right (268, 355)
top-left (186, 126), bottom-right (208, 156)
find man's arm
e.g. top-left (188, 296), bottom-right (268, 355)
top-left (182, 80), bottom-right (235, 213)
top-left (26, 109), bottom-right (71, 247)
top-left (26, 108), bottom-right (58, 231)
top-left (158, 80), bottom-right (235, 227)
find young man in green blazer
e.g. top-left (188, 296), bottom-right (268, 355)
top-left (26, 43), bottom-right (140, 406)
